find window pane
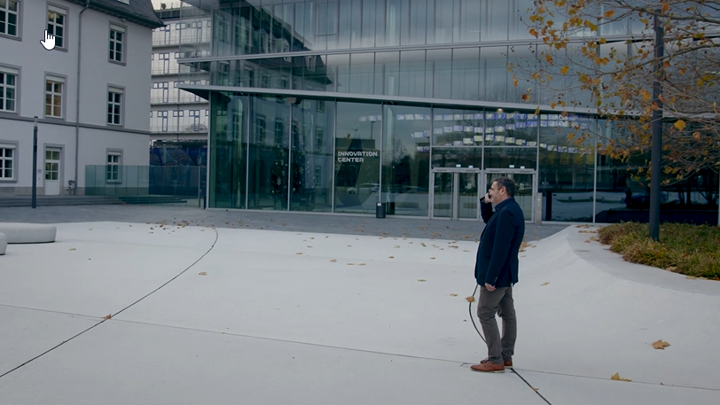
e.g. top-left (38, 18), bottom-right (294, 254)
top-left (382, 105), bottom-right (431, 216)
top-left (451, 48), bottom-right (479, 100)
top-left (349, 52), bottom-right (374, 94)
top-left (335, 101), bottom-right (382, 214)
top-left (399, 50), bottom-right (425, 98)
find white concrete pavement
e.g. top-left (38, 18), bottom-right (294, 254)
top-left (0, 220), bottom-right (718, 405)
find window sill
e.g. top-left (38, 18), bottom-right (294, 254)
top-left (0, 33), bottom-right (22, 41)
top-left (108, 59), bottom-right (127, 67)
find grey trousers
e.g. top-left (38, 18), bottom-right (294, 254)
top-left (477, 285), bottom-right (517, 364)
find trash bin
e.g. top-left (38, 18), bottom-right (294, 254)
top-left (376, 202), bottom-right (386, 218)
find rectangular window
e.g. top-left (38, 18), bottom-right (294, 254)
top-left (274, 119), bottom-right (284, 145)
top-left (315, 127), bottom-right (324, 149)
top-left (109, 25), bottom-right (125, 63)
top-left (0, 0), bottom-right (19, 37)
top-left (159, 110), bottom-right (168, 132)
top-left (45, 76), bottom-right (64, 118)
top-left (106, 152), bottom-right (121, 182)
top-left (107, 88), bottom-right (123, 125)
top-left (0, 67), bottom-right (18, 112)
top-left (47, 5), bottom-right (66, 49)
top-left (0, 144), bottom-right (15, 180)
top-left (173, 110), bottom-right (184, 117)
top-left (256, 115), bottom-right (266, 143)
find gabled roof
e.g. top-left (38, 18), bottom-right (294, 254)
top-left (65, 0), bottom-right (165, 29)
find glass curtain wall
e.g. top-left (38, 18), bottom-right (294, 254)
top-left (383, 105), bottom-right (431, 216)
top-left (207, 0), bottom-right (539, 56)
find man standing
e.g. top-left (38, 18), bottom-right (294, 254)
top-left (471, 177), bottom-right (525, 373)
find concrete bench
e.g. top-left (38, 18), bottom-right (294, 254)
top-left (0, 223), bottom-right (57, 244)
top-left (0, 232), bottom-right (6, 255)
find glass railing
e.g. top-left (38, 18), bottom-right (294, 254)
top-left (85, 165), bottom-right (207, 201)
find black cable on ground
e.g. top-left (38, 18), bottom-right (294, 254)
top-left (0, 227), bottom-right (219, 380)
top-left (469, 284), bottom-right (553, 405)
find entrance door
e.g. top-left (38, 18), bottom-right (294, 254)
top-left (431, 168), bottom-right (480, 220)
top-left (484, 169), bottom-right (536, 222)
top-left (44, 148), bottom-right (61, 195)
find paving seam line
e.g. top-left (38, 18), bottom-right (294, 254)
top-left (0, 227), bottom-right (220, 380)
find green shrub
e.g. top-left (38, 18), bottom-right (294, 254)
top-left (597, 222), bottom-right (720, 279)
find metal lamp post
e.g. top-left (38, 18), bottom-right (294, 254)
top-left (649, 13), bottom-right (665, 241)
top-left (32, 116), bottom-right (38, 209)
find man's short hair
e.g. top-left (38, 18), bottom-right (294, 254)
top-left (492, 176), bottom-right (516, 198)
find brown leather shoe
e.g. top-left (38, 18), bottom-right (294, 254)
top-left (480, 357), bottom-right (513, 367)
top-left (470, 361), bottom-right (505, 373)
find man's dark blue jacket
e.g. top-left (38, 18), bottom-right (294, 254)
top-left (475, 197), bottom-right (525, 288)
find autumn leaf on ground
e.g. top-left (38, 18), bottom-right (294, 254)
top-left (69, 248), bottom-right (76, 251)
top-left (103, 314), bottom-right (112, 320)
top-left (610, 373), bottom-right (631, 382)
top-left (429, 257), bottom-right (436, 260)
top-left (652, 340), bottom-right (670, 350)
top-left (198, 272), bottom-right (207, 276)
top-left (532, 387), bottom-right (540, 392)
top-left (388, 256), bottom-right (394, 259)
top-left (540, 282), bottom-right (550, 286)
top-left (466, 296), bottom-right (475, 303)
top-left (685, 275), bottom-right (697, 279)
top-left (418, 279), bottom-right (426, 282)
top-left (330, 259), bottom-right (337, 262)
top-left (519, 242), bottom-right (535, 252)
top-left (347, 263), bottom-right (356, 266)
top-left (450, 293), bottom-right (458, 297)
top-left (296, 252), bottom-right (303, 255)
top-left (358, 263), bottom-right (366, 266)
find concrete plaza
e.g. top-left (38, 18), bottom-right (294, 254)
top-left (0, 206), bottom-right (718, 405)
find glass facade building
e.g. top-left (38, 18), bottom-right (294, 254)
top-left (177, 0), bottom-right (650, 222)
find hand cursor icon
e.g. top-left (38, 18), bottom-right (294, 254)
top-left (41, 30), bottom-right (56, 51)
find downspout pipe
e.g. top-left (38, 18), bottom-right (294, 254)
top-left (74, 0), bottom-right (90, 194)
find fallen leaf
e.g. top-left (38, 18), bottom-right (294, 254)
top-left (388, 256), bottom-right (394, 259)
top-left (418, 279), bottom-right (426, 282)
top-left (532, 387), bottom-right (539, 392)
top-left (296, 252), bottom-right (303, 255)
top-left (685, 276), bottom-right (697, 280)
top-left (540, 282), bottom-right (550, 286)
top-left (450, 293), bottom-right (458, 297)
top-left (198, 272), bottom-right (207, 276)
top-left (652, 340), bottom-right (670, 350)
top-left (429, 257), bottom-right (436, 260)
top-left (347, 263), bottom-right (356, 266)
top-left (358, 263), bottom-right (366, 266)
top-left (103, 314), bottom-right (112, 320)
top-left (69, 248), bottom-right (76, 251)
top-left (610, 373), bottom-right (631, 382)
top-left (466, 296), bottom-right (475, 303)
top-left (585, 239), bottom-right (591, 243)
top-left (330, 259), bottom-right (337, 262)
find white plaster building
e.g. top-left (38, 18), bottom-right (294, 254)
top-left (0, 0), bottom-right (163, 196)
